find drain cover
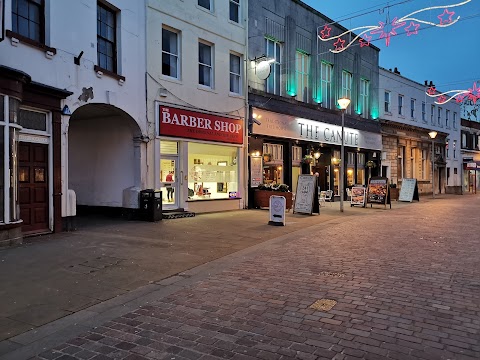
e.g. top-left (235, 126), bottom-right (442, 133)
top-left (310, 299), bottom-right (337, 311)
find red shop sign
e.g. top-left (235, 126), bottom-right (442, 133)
top-left (159, 106), bottom-right (243, 145)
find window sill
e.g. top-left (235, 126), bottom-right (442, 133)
top-left (228, 92), bottom-right (244, 99)
top-left (94, 65), bottom-right (126, 82)
top-left (197, 85), bottom-right (217, 94)
top-left (6, 30), bottom-right (56, 55)
top-left (161, 75), bottom-right (182, 85)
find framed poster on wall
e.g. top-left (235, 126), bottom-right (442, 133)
top-left (250, 156), bottom-right (263, 187)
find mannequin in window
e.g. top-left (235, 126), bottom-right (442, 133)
top-left (166, 171), bottom-right (174, 201)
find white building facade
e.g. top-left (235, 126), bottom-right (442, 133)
top-left (379, 68), bottom-right (462, 196)
top-left (146, 0), bottom-right (247, 213)
top-left (0, 0), bottom-right (147, 243)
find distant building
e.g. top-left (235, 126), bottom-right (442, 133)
top-left (378, 68), bottom-right (462, 196)
top-left (247, 0), bottom-right (382, 205)
top-left (460, 101), bottom-right (480, 193)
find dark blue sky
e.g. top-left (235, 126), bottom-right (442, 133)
top-left (302, 0), bottom-right (479, 93)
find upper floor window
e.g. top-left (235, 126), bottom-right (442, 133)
top-left (229, 53), bottom-right (241, 94)
top-left (265, 38), bottom-right (281, 95)
top-left (437, 107), bottom-right (442, 127)
top-left (162, 28), bottom-right (179, 79)
top-left (360, 79), bottom-right (369, 118)
top-left (198, 0), bottom-right (212, 11)
top-left (398, 95), bottom-right (404, 116)
top-left (431, 104), bottom-right (435, 124)
top-left (295, 51), bottom-right (309, 102)
top-left (422, 101), bottom-right (426, 122)
top-left (97, 3), bottom-right (117, 73)
top-left (453, 112), bottom-right (457, 129)
top-left (384, 91), bottom-right (391, 113)
top-left (446, 110), bottom-right (450, 128)
top-left (341, 71), bottom-right (352, 114)
top-left (321, 62), bottom-right (333, 109)
top-left (410, 98), bottom-right (415, 119)
top-left (462, 132), bottom-right (467, 148)
top-left (12, 0), bottom-right (44, 43)
top-left (229, 0), bottom-right (239, 23)
top-left (199, 41), bottom-right (213, 88)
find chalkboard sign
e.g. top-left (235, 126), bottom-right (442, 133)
top-left (367, 177), bottom-right (391, 209)
top-left (399, 178), bottom-right (419, 202)
top-left (250, 156), bottom-right (263, 187)
top-left (350, 186), bottom-right (366, 207)
top-left (293, 175), bottom-right (318, 214)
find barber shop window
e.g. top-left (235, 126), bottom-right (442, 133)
top-left (12, 0), bottom-right (45, 43)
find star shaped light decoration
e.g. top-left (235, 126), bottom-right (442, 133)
top-left (426, 81), bottom-right (479, 105)
top-left (318, 1), bottom-right (471, 54)
top-left (359, 34), bottom-right (372, 47)
top-left (438, 8), bottom-right (455, 25)
top-left (437, 95), bottom-right (448, 104)
top-left (333, 38), bottom-right (345, 51)
top-left (467, 82), bottom-right (480, 103)
top-left (405, 22), bottom-right (420, 36)
top-left (320, 25), bottom-right (332, 39)
top-left (427, 86), bottom-right (437, 95)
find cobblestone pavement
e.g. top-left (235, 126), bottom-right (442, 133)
top-left (24, 196), bottom-right (480, 359)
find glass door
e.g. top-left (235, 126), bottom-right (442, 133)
top-left (160, 156), bottom-right (179, 209)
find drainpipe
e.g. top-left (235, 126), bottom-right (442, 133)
top-left (243, 0), bottom-right (249, 208)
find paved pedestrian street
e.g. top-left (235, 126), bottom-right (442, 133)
top-left (6, 196), bottom-right (480, 359)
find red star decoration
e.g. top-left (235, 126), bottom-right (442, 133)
top-left (438, 9), bottom-right (455, 25)
top-left (320, 25), bottom-right (332, 39)
top-left (437, 95), bottom-right (447, 104)
top-left (467, 82), bottom-right (480, 103)
top-left (359, 34), bottom-right (372, 47)
top-left (427, 86), bottom-right (437, 95)
top-left (370, 17), bottom-right (406, 47)
top-left (405, 22), bottom-right (420, 36)
top-left (333, 38), bottom-right (346, 51)
top-left (455, 94), bottom-right (466, 103)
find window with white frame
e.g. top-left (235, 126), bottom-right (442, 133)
top-left (19, 108), bottom-right (48, 132)
top-left (229, 0), bottom-right (239, 23)
top-left (422, 101), bottom-right (426, 122)
top-left (431, 104), bottom-right (435, 124)
top-left (422, 149), bottom-right (427, 179)
top-left (410, 98), bottom-right (415, 119)
top-left (341, 71), bottom-right (352, 114)
top-left (229, 53), bottom-right (241, 94)
top-left (295, 51), bottom-right (309, 102)
top-left (265, 38), bottom-right (281, 95)
top-left (384, 91), bottom-right (391, 113)
top-left (198, 41), bottom-right (213, 88)
top-left (12, 0), bottom-right (45, 43)
top-left (360, 79), bottom-right (369, 118)
top-left (198, 0), bottom-right (212, 11)
top-left (397, 146), bottom-right (405, 179)
top-left (453, 140), bottom-right (457, 158)
top-left (446, 140), bottom-right (449, 158)
top-left (446, 110), bottom-right (450, 128)
top-left (437, 107), bottom-right (442, 126)
top-left (462, 133), bottom-right (467, 148)
top-left (162, 27), bottom-right (179, 79)
top-left (453, 112), bottom-right (457, 129)
top-left (321, 62), bottom-right (333, 109)
top-left (97, 2), bottom-right (118, 73)
top-left (398, 95), bottom-right (404, 116)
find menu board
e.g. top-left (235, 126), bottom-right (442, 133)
top-left (293, 175), bottom-right (318, 214)
top-left (367, 177), bottom-right (390, 208)
top-left (250, 157), bottom-right (263, 187)
top-left (399, 178), bottom-right (419, 202)
top-left (351, 186), bottom-right (366, 207)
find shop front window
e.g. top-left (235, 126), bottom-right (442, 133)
top-left (188, 143), bottom-right (238, 200)
top-left (263, 143), bottom-right (283, 185)
top-left (357, 153), bottom-right (365, 185)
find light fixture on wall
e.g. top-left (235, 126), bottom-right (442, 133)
top-left (61, 105), bottom-right (72, 116)
top-left (314, 151), bottom-right (321, 159)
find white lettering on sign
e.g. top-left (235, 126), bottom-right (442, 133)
top-left (161, 108), bottom-right (241, 134)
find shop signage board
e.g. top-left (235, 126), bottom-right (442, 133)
top-left (293, 175), bottom-right (319, 215)
top-left (269, 195), bottom-right (286, 226)
top-left (350, 186), bottom-right (366, 207)
top-left (159, 105), bottom-right (243, 144)
top-left (367, 177), bottom-right (391, 209)
top-left (250, 156), bottom-right (263, 187)
top-left (399, 178), bottom-right (419, 202)
top-left (251, 108), bottom-right (382, 150)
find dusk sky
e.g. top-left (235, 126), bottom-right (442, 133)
top-left (302, 0), bottom-right (479, 93)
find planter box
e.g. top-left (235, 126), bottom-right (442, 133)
top-left (254, 190), bottom-right (293, 209)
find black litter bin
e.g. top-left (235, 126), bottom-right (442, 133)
top-left (139, 189), bottom-right (162, 221)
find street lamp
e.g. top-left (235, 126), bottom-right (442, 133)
top-left (337, 97), bottom-right (351, 212)
top-left (428, 131), bottom-right (437, 198)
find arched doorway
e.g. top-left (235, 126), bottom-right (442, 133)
top-left (68, 104), bottom-right (143, 214)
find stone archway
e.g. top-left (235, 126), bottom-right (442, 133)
top-left (68, 103), bottom-right (143, 212)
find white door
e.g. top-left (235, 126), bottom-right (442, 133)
top-left (160, 156), bottom-right (179, 210)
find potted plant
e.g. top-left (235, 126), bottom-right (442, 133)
top-left (366, 160), bottom-right (376, 168)
top-left (254, 183), bottom-right (293, 209)
top-left (302, 155), bottom-right (313, 165)
top-left (263, 153), bottom-right (272, 162)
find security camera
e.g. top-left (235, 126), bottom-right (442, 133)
top-left (252, 118), bottom-right (262, 125)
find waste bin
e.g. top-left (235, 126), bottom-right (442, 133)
top-left (139, 189), bottom-right (162, 221)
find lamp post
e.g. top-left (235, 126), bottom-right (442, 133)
top-left (428, 131), bottom-right (437, 198)
top-left (337, 98), bottom-right (351, 212)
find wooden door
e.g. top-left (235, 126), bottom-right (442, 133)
top-left (19, 143), bottom-right (49, 234)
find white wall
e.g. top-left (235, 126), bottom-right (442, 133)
top-left (379, 68), bottom-right (462, 188)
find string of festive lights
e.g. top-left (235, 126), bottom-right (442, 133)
top-left (426, 82), bottom-right (480, 105)
top-left (318, 0), bottom-right (471, 53)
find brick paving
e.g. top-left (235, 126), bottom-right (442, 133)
top-left (29, 196), bottom-right (480, 359)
